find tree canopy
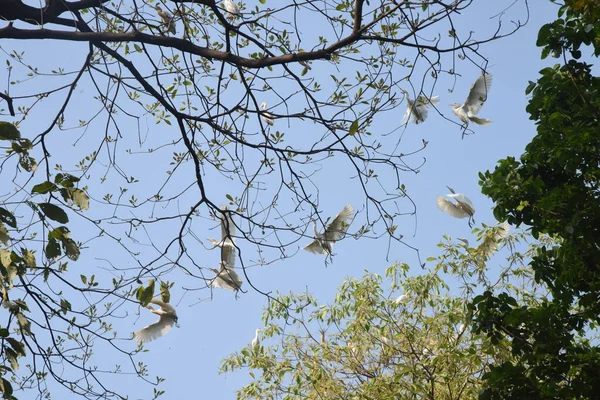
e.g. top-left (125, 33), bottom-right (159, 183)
top-left (0, 0), bottom-right (532, 398)
top-left (222, 224), bottom-right (560, 399)
top-left (477, 1), bottom-right (600, 398)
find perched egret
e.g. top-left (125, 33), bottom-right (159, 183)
top-left (399, 88), bottom-right (439, 125)
top-left (347, 341), bottom-right (358, 357)
top-left (437, 186), bottom-right (476, 227)
top-left (208, 207), bottom-right (243, 291)
top-left (259, 102), bottom-right (274, 126)
top-left (475, 222), bottom-right (510, 259)
top-left (224, 0), bottom-right (241, 17)
top-left (304, 204), bottom-right (354, 255)
top-left (155, 6), bottom-right (176, 34)
top-left (380, 336), bottom-right (391, 347)
top-left (394, 293), bottom-right (409, 304)
top-left (251, 328), bottom-right (260, 350)
top-left (133, 297), bottom-right (178, 344)
top-left (450, 72), bottom-right (493, 127)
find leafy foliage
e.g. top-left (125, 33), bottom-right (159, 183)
top-left (222, 226), bottom-right (559, 399)
top-left (478, 1), bottom-right (600, 398)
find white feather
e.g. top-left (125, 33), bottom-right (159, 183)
top-left (133, 298), bottom-right (177, 344)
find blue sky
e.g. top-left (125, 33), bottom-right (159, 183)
top-left (0, 1), bottom-right (561, 399)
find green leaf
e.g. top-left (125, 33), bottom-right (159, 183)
top-left (0, 377), bottom-right (13, 396)
top-left (80, 274), bottom-right (87, 285)
top-left (38, 203), bottom-right (69, 224)
top-left (71, 189), bottom-right (90, 210)
top-left (32, 181), bottom-right (57, 194)
top-left (349, 120), bottom-right (359, 136)
top-left (45, 237), bottom-right (61, 259)
top-left (0, 222), bottom-right (8, 245)
top-left (137, 279), bottom-right (156, 306)
top-left (0, 207), bottom-right (16, 228)
top-left (60, 299), bottom-right (71, 315)
top-left (0, 122), bottom-right (20, 141)
top-left (21, 249), bottom-right (36, 269)
top-left (63, 238), bottom-right (80, 261)
top-left (0, 249), bottom-right (11, 268)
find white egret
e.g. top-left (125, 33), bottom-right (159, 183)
top-left (224, 0), bottom-right (241, 17)
top-left (259, 102), bottom-right (274, 126)
top-left (208, 207), bottom-right (243, 291)
top-left (450, 72), bottom-right (493, 126)
top-left (399, 88), bottom-right (439, 125)
top-left (437, 186), bottom-right (476, 227)
top-left (475, 222), bottom-right (510, 259)
top-left (394, 293), bottom-right (409, 304)
top-left (347, 341), bottom-right (358, 357)
top-left (304, 204), bottom-right (354, 255)
top-left (155, 6), bottom-right (176, 34)
top-left (251, 328), bottom-right (260, 350)
top-left (133, 297), bottom-right (178, 344)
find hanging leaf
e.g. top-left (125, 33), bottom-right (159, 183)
top-left (0, 122), bottom-right (20, 141)
top-left (21, 249), bottom-right (36, 269)
top-left (45, 237), bottom-right (61, 259)
top-left (63, 238), bottom-right (80, 261)
top-left (38, 203), bottom-right (69, 224)
top-left (0, 207), bottom-right (16, 228)
top-left (71, 189), bottom-right (90, 211)
top-left (0, 223), bottom-right (8, 245)
top-left (349, 120), bottom-right (359, 136)
top-left (32, 181), bottom-right (57, 194)
top-left (0, 249), bottom-right (11, 268)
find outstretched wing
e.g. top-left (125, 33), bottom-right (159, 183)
top-left (304, 240), bottom-right (327, 254)
top-left (448, 193), bottom-right (475, 215)
top-left (218, 207), bottom-right (237, 268)
top-left (436, 196), bottom-right (469, 219)
top-left (133, 315), bottom-right (176, 344)
top-left (464, 72), bottom-right (492, 116)
top-left (323, 204), bottom-right (354, 242)
top-left (412, 95), bottom-right (439, 124)
top-left (211, 266), bottom-right (243, 291)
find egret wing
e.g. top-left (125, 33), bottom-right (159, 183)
top-left (304, 240), bottom-right (327, 254)
top-left (219, 207), bottom-right (236, 245)
top-left (323, 204), bottom-right (354, 242)
top-left (437, 196), bottom-right (469, 218)
top-left (464, 72), bottom-right (492, 116)
top-left (401, 103), bottom-right (413, 125)
top-left (221, 242), bottom-right (236, 269)
top-left (448, 193), bottom-right (475, 213)
top-left (133, 315), bottom-right (176, 344)
top-left (412, 95), bottom-right (439, 124)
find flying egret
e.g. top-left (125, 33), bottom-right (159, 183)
top-left (304, 204), bottom-right (354, 255)
top-left (437, 186), bottom-right (476, 227)
top-left (208, 207), bottom-right (243, 291)
top-left (251, 328), bottom-right (260, 350)
top-left (450, 72), bottom-right (493, 127)
top-left (259, 102), bottom-right (274, 126)
top-left (475, 222), bottom-right (510, 259)
top-left (399, 88), bottom-right (439, 125)
top-left (224, 0), bottom-right (241, 17)
top-left (133, 297), bottom-right (178, 344)
top-left (394, 293), bottom-right (409, 304)
top-left (155, 6), bottom-right (176, 34)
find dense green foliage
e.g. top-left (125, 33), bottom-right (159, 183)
top-left (477, 1), bottom-right (600, 398)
